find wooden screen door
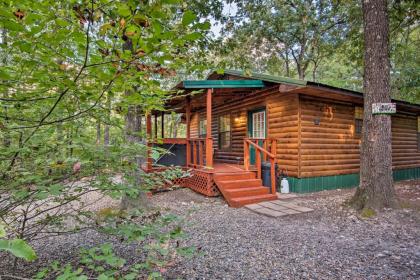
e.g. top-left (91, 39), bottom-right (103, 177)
top-left (248, 108), bottom-right (266, 164)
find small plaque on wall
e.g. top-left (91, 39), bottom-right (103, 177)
top-left (372, 103), bottom-right (396, 115)
top-left (314, 118), bottom-right (320, 125)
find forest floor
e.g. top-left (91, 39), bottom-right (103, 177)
top-left (1, 180), bottom-right (419, 279)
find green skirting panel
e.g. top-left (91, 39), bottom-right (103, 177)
top-left (283, 167), bottom-right (420, 193)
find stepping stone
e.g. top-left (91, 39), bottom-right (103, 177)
top-left (245, 203), bottom-right (263, 210)
top-left (252, 207), bottom-right (288, 217)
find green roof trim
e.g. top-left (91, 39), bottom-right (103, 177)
top-left (183, 79), bottom-right (265, 89)
top-left (223, 69), bottom-right (307, 86)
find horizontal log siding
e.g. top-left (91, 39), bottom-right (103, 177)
top-left (298, 96), bottom-right (420, 178)
top-left (299, 97), bottom-right (360, 177)
top-left (194, 87), bottom-right (281, 164)
top-left (267, 93), bottom-right (299, 177)
top-left (190, 112), bottom-right (199, 138)
top-left (392, 114), bottom-right (420, 169)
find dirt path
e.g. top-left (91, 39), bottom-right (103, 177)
top-left (1, 181), bottom-right (419, 279)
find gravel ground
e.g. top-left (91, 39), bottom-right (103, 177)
top-left (1, 181), bottom-right (419, 279)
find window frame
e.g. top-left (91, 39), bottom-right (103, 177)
top-left (218, 113), bottom-right (232, 150)
top-left (199, 118), bottom-right (207, 138)
top-left (354, 106), bottom-right (364, 137)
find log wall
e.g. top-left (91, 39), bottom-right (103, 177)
top-left (391, 114), bottom-right (420, 169)
top-left (267, 93), bottom-right (299, 177)
top-left (190, 112), bottom-right (199, 138)
top-left (187, 89), bottom-right (419, 180)
top-left (298, 95), bottom-right (420, 178)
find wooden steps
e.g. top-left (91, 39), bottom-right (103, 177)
top-left (214, 172), bottom-right (277, 208)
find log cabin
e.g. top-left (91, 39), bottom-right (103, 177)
top-left (144, 70), bottom-right (420, 207)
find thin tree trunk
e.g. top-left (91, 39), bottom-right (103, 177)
top-left (104, 93), bottom-right (110, 149)
top-left (351, 0), bottom-right (396, 211)
top-left (1, 28), bottom-right (10, 148)
top-left (121, 39), bottom-right (149, 210)
top-left (96, 120), bottom-right (101, 145)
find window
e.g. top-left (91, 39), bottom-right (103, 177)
top-left (199, 118), bottom-right (206, 138)
top-left (252, 111), bottom-right (266, 138)
top-left (218, 114), bottom-right (231, 149)
top-left (417, 116), bottom-right (420, 151)
top-left (355, 106), bottom-right (363, 137)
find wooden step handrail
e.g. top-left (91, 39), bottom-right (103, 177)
top-left (245, 139), bottom-right (275, 158)
top-left (244, 138), bottom-right (277, 195)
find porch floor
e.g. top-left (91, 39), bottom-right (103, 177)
top-left (193, 162), bottom-right (256, 174)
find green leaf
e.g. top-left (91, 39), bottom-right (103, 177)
top-left (97, 274), bottom-right (109, 280)
top-left (0, 224), bottom-right (6, 238)
top-left (117, 5), bottom-right (131, 17)
top-left (3, 19), bottom-right (25, 31)
top-left (55, 18), bottom-right (68, 27)
top-left (0, 69), bottom-right (11, 80)
top-left (182, 10), bottom-right (196, 26)
top-left (195, 21), bottom-right (211, 31)
top-left (0, 239), bottom-right (37, 261)
top-left (184, 32), bottom-right (201, 41)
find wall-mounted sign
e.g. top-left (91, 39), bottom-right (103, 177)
top-left (372, 103), bottom-right (396, 115)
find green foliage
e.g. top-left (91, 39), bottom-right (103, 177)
top-left (0, 224), bottom-right (37, 261)
top-left (214, 0), bottom-right (419, 103)
top-left (0, 0), bottom-right (206, 277)
top-left (34, 211), bottom-right (195, 279)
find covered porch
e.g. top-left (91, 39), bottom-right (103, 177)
top-left (142, 77), bottom-right (279, 206)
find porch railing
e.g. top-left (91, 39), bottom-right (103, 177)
top-left (243, 138), bottom-right (277, 194)
top-left (187, 138), bottom-right (206, 168)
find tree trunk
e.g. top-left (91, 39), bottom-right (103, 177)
top-left (120, 38), bottom-right (150, 210)
top-left (104, 93), bottom-right (110, 148)
top-left (96, 120), bottom-right (101, 145)
top-left (350, 0), bottom-right (397, 211)
top-left (1, 28), bottom-right (10, 148)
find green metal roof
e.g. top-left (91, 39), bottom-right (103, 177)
top-left (223, 69), bottom-right (307, 86)
top-left (183, 79), bottom-right (265, 89)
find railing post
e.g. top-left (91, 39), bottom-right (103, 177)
top-left (244, 140), bottom-right (249, 171)
top-left (263, 139), bottom-right (268, 161)
top-left (193, 141), bottom-right (197, 167)
top-left (270, 158), bottom-right (276, 195)
top-left (256, 147), bottom-right (261, 179)
top-left (205, 89), bottom-right (213, 168)
top-left (186, 96), bottom-right (191, 167)
top-left (199, 140), bottom-right (204, 167)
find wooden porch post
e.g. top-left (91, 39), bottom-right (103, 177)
top-left (146, 114), bottom-right (152, 171)
top-left (186, 96), bottom-right (191, 166)
top-left (161, 111), bottom-right (164, 138)
top-left (206, 88), bottom-right (213, 168)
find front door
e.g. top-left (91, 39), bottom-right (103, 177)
top-left (248, 108), bottom-right (266, 164)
